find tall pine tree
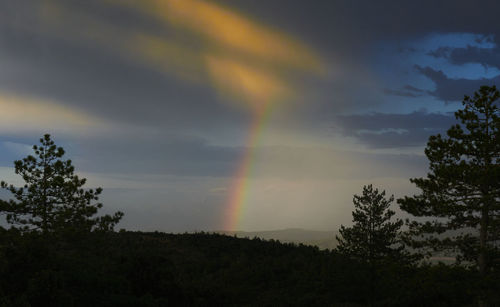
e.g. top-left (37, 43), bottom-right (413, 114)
top-left (0, 134), bottom-right (123, 233)
top-left (336, 185), bottom-right (408, 264)
top-left (336, 185), bottom-right (411, 306)
top-left (398, 85), bottom-right (500, 277)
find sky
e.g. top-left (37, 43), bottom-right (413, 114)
top-left (1, 0), bottom-right (500, 232)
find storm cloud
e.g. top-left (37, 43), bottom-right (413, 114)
top-left (416, 66), bottom-right (500, 102)
top-left (334, 111), bottom-right (456, 148)
top-left (1, 0), bottom-right (499, 231)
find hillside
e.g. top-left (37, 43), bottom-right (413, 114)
top-left (216, 228), bottom-right (338, 250)
top-left (0, 230), bottom-right (490, 306)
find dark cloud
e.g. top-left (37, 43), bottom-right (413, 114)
top-left (383, 88), bottom-right (419, 98)
top-left (475, 35), bottom-right (496, 45)
top-left (2, 0), bottom-right (500, 125)
top-left (215, 0), bottom-right (500, 59)
top-left (1, 133), bottom-right (426, 182)
top-left (428, 45), bottom-right (500, 69)
top-left (3, 0), bottom-right (500, 231)
top-left (449, 46), bottom-right (500, 69)
top-left (383, 86), bottom-right (428, 98)
top-left (403, 85), bottom-right (426, 93)
top-left (0, 26), bottom-right (247, 133)
top-left (0, 132), bottom-right (242, 177)
top-left (415, 65), bottom-right (500, 102)
top-left (427, 47), bottom-right (452, 58)
top-left (334, 111), bottom-right (455, 148)
top-left (423, 39), bottom-right (500, 104)
top-left (72, 134), bottom-right (242, 177)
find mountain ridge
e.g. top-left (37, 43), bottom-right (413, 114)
top-left (215, 228), bottom-right (338, 250)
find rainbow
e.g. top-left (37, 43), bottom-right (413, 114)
top-left (224, 104), bottom-right (274, 231)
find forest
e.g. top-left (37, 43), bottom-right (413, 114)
top-left (0, 230), bottom-right (493, 306)
top-left (0, 86), bottom-right (499, 306)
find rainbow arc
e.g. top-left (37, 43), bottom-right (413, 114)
top-left (224, 103), bottom-right (275, 231)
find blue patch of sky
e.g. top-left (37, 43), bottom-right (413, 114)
top-left (407, 33), bottom-right (499, 79)
top-left (418, 33), bottom-right (495, 49)
top-left (0, 136), bottom-right (35, 166)
top-left (370, 32), bottom-right (499, 114)
top-left (0, 135), bottom-right (76, 168)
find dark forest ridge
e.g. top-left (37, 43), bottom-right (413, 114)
top-left (0, 230), bottom-right (488, 306)
top-left (215, 228), bottom-right (338, 250)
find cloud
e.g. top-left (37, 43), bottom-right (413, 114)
top-left (125, 0), bottom-right (325, 110)
top-left (23, 130), bottom-right (427, 181)
top-left (403, 85), bottom-right (426, 93)
top-left (426, 33), bottom-right (499, 69)
top-left (334, 111), bottom-right (456, 148)
top-left (415, 65), bottom-right (500, 102)
top-left (4, 0), bottom-right (500, 127)
top-left (427, 46), bottom-right (452, 58)
top-left (2, 141), bottom-right (33, 156)
top-left (3, 0), bottom-right (500, 232)
top-left (250, 146), bottom-right (427, 180)
top-left (383, 87), bottom-right (427, 98)
top-left (72, 134), bottom-right (242, 177)
top-left (210, 187), bottom-right (228, 194)
top-left (0, 140), bottom-right (35, 167)
top-left (125, 0), bottom-right (323, 71)
top-left (29, 0), bottom-right (325, 112)
top-left (0, 92), bottom-right (106, 135)
top-left (432, 45), bottom-right (500, 70)
top-left (204, 55), bottom-right (290, 110)
top-left (0, 36), bottom-right (241, 135)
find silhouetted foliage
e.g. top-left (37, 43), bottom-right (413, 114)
top-left (398, 85), bottom-right (500, 305)
top-left (398, 86), bottom-right (500, 276)
top-left (0, 231), bottom-right (494, 306)
top-left (336, 185), bottom-right (410, 265)
top-left (336, 185), bottom-right (415, 305)
top-left (0, 134), bottom-right (123, 233)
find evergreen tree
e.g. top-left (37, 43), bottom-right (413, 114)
top-left (0, 134), bottom-right (123, 233)
top-left (336, 185), bottom-right (408, 264)
top-left (398, 85), bottom-right (500, 277)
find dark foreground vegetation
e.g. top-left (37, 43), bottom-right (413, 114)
top-left (1, 230), bottom-right (498, 307)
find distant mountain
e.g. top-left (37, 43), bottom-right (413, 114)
top-left (216, 228), bottom-right (338, 250)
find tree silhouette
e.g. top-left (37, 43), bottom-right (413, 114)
top-left (398, 85), bottom-right (500, 278)
top-left (336, 185), bottom-right (408, 264)
top-left (0, 134), bottom-right (123, 233)
top-left (336, 185), bottom-right (410, 306)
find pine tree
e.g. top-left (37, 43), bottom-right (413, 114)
top-left (336, 185), bottom-right (410, 306)
top-left (0, 134), bottom-right (123, 233)
top-left (336, 185), bottom-right (408, 264)
top-left (398, 85), bottom-right (500, 277)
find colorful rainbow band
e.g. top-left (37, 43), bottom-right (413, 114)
top-left (224, 103), bottom-right (274, 231)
